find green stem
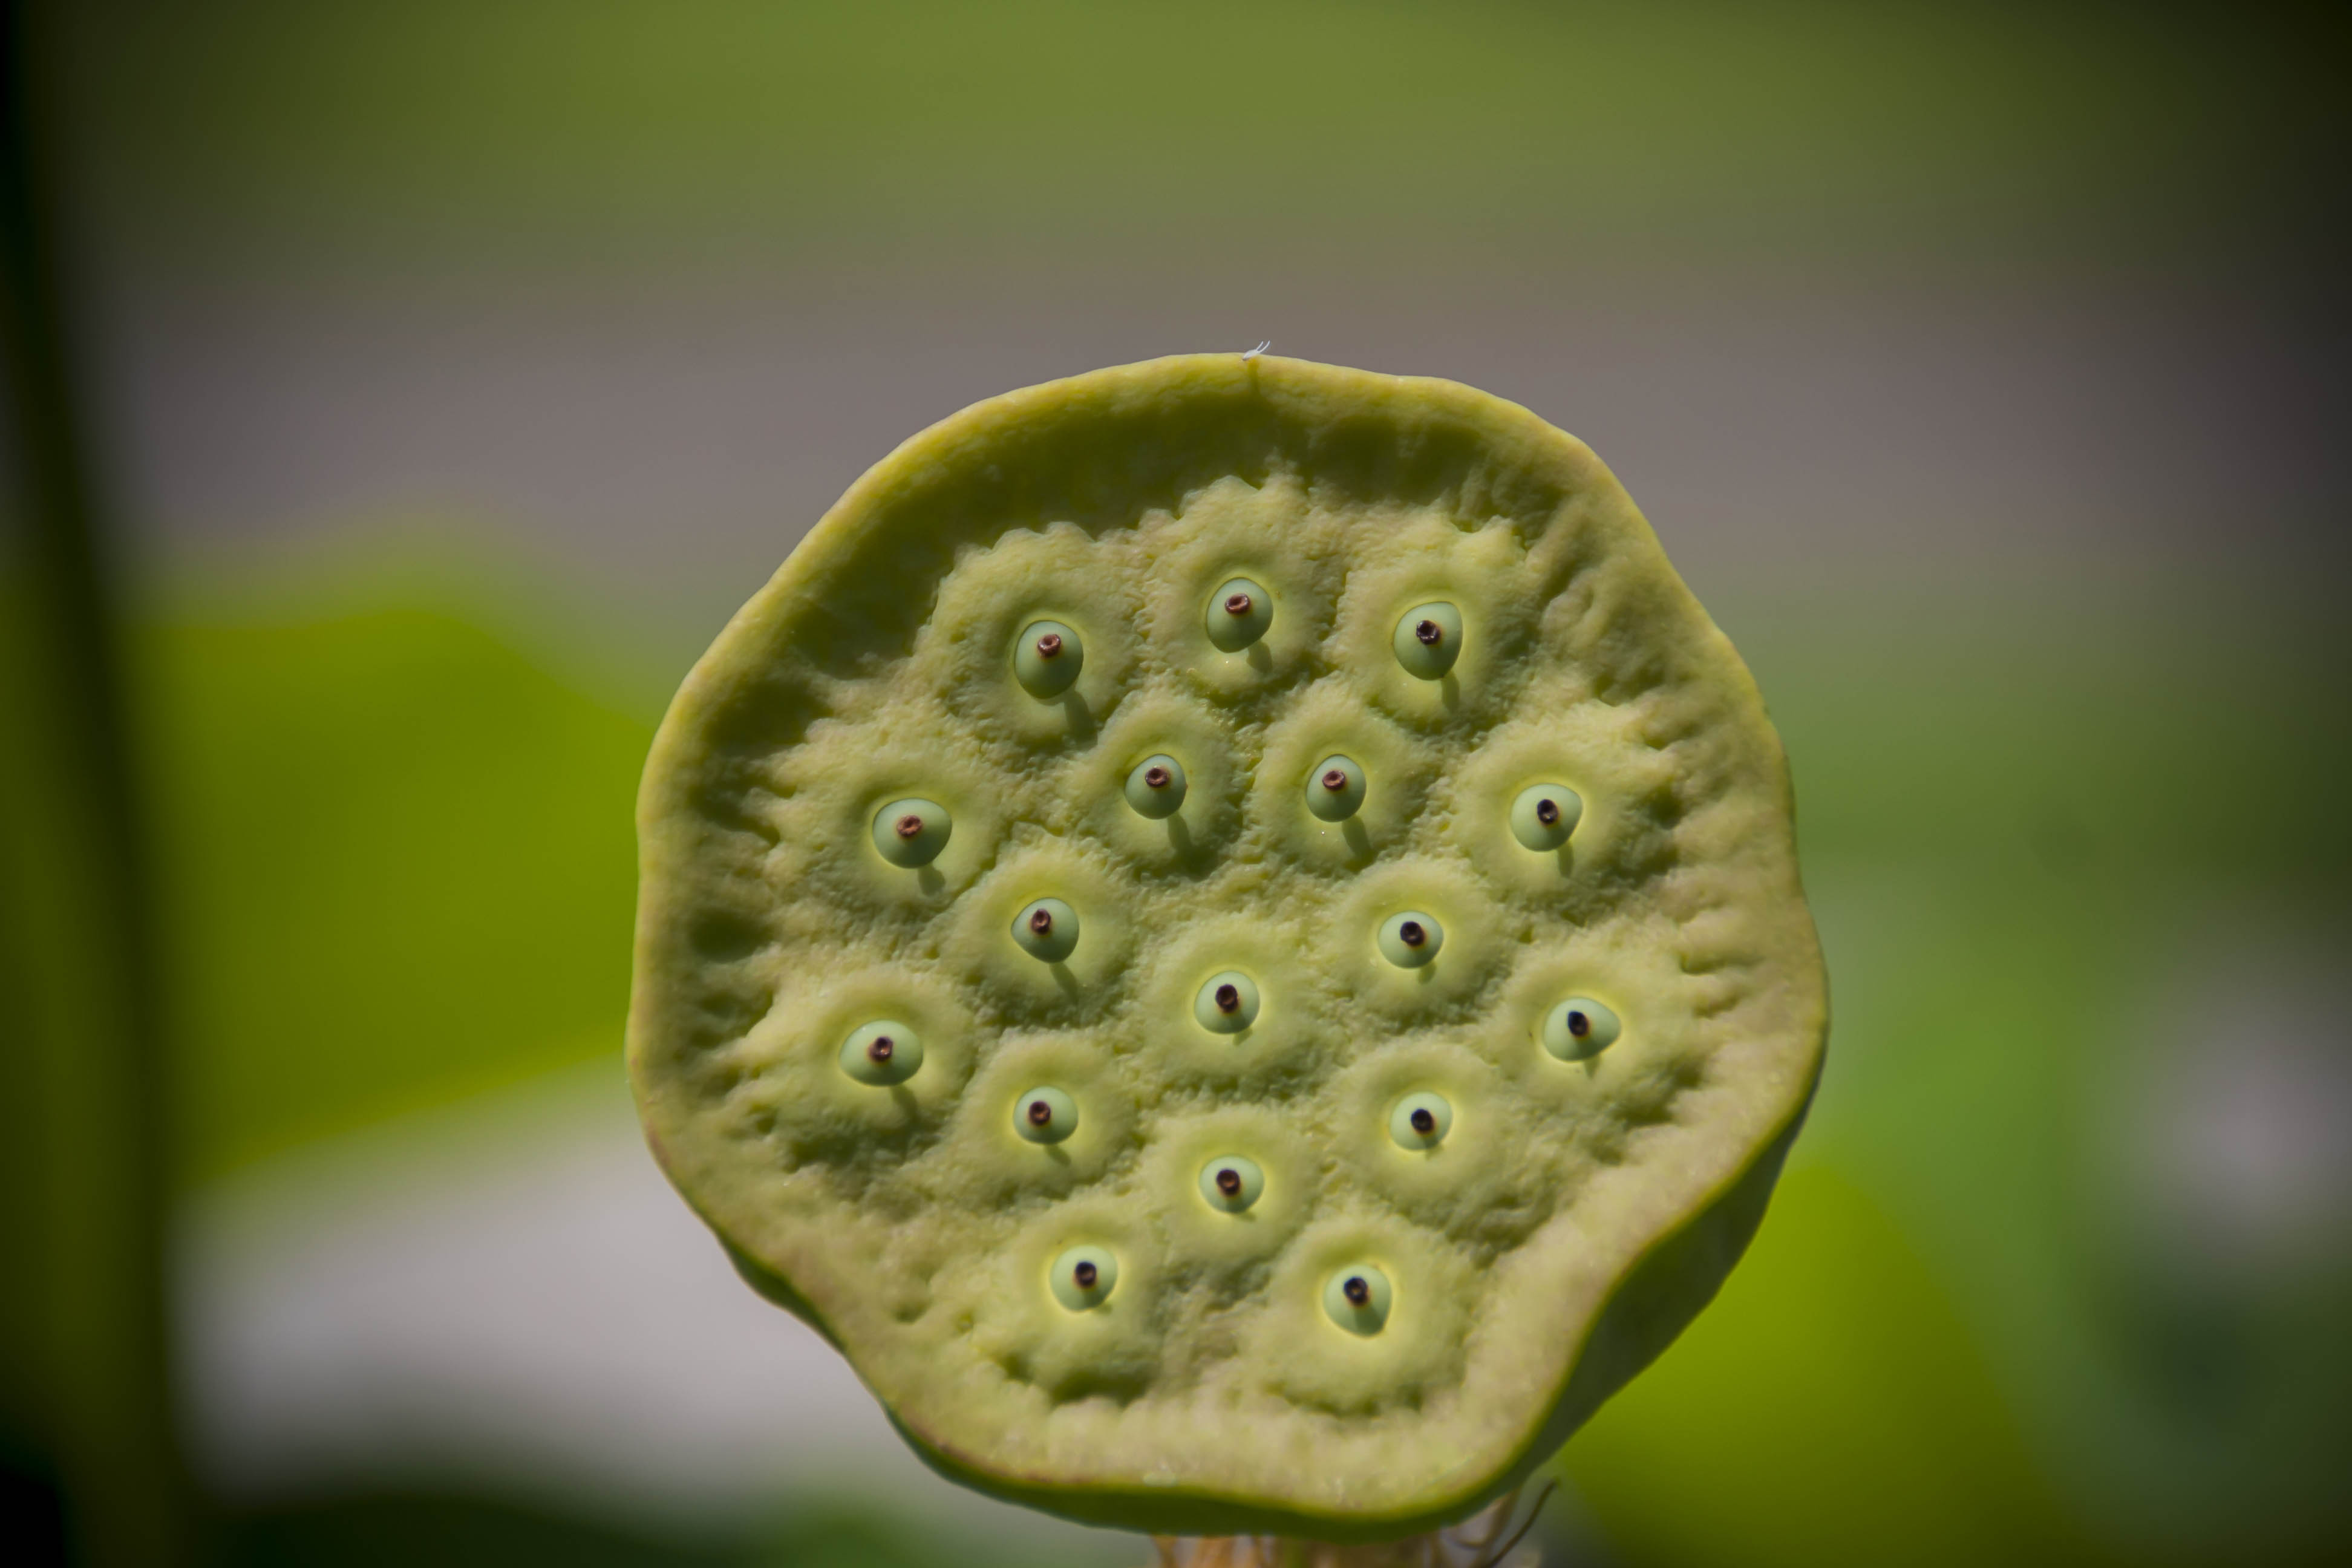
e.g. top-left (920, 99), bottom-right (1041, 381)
top-left (0, 1), bottom-right (196, 1560)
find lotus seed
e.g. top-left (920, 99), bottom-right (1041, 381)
top-left (1509, 783), bottom-right (1584, 852)
top-left (1305, 754), bottom-right (1366, 822)
top-left (1016, 1086), bottom-right (1079, 1144)
top-left (1013, 619), bottom-right (1084, 698)
top-left (1393, 602), bottom-right (1463, 679)
top-left (1012, 897), bottom-right (1080, 963)
top-left (871, 797), bottom-right (950, 867)
top-left (1206, 577), bottom-right (1273, 651)
top-left (1323, 1264), bottom-right (1393, 1335)
top-left (1542, 997), bottom-right (1624, 1060)
top-left (1390, 1091), bottom-right (1453, 1150)
top-left (1050, 1245), bottom-right (1117, 1310)
top-left (1198, 1155), bottom-right (1266, 1214)
top-left (1194, 970), bottom-right (1261, 1034)
top-left (1377, 910), bottom-right (1445, 969)
top-left (1123, 753), bottom-right (1189, 819)
top-left (837, 1021), bottom-right (924, 1086)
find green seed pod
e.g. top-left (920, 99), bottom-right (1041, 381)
top-left (1388, 1091), bottom-right (1452, 1150)
top-left (1013, 619), bottom-right (1085, 698)
top-left (1123, 753), bottom-right (1188, 819)
top-left (1050, 1244), bottom-right (1118, 1310)
top-left (632, 356), bottom-right (1828, 1541)
top-left (1376, 911), bottom-right (1443, 969)
top-left (1194, 970), bottom-right (1261, 1034)
top-left (1011, 897), bottom-right (1080, 964)
top-left (1391, 602), bottom-right (1463, 679)
top-left (1304, 754), bottom-right (1365, 822)
top-left (1322, 1264), bottom-right (1393, 1336)
top-left (1015, 1085), bottom-right (1079, 1144)
top-left (1204, 577), bottom-right (1272, 651)
top-left (871, 797), bottom-right (951, 867)
top-left (1543, 997), bottom-right (1623, 1060)
top-left (1509, 783), bottom-right (1582, 852)
top-left (1197, 1155), bottom-right (1265, 1214)
top-left (838, 1020), bottom-right (924, 1086)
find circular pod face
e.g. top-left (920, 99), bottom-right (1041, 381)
top-left (629, 355), bottom-right (1826, 1541)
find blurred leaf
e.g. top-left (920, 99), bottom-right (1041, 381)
top-left (139, 605), bottom-right (650, 1178)
top-left (1561, 1164), bottom-right (2104, 1568)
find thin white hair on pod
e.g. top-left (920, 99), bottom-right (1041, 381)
top-left (1242, 341), bottom-right (1271, 361)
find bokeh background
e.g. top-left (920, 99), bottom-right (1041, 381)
top-left (5, 3), bottom-right (2348, 1564)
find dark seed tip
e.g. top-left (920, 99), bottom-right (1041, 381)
top-left (1145, 765), bottom-right (1171, 789)
top-left (894, 813), bottom-right (924, 839)
top-left (1036, 631), bottom-right (1063, 658)
top-left (1215, 1168), bottom-right (1241, 1195)
top-left (1536, 797), bottom-right (1560, 825)
top-left (1027, 1099), bottom-right (1053, 1126)
top-left (1568, 1010), bottom-right (1590, 1037)
top-left (1073, 1260), bottom-right (1098, 1289)
top-left (1343, 1276), bottom-right (1370, 1305)
top-left (1415, 618), bottom-right (1442, 645)
top-left (1224, 592), bottom-right (1252, 616)
top-left (1029, 908), bottom-right (1054, 934)
top-left (1214, 982), bottom-right (1240, 1013)
top-left (1410, 1107), bottom-right (1435, 1134)
top-left (1321, 768), bottom-right (1348, 792)
top-left (1399, 921), bottom-right (1426, 947)
top-left (867, 1036), bottom-right (893, 1062)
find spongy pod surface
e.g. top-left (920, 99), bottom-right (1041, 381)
top-left (628, 355), bottom-right (1827, 1541)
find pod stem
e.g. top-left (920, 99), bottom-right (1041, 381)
top-left (1148, 1484), bottom-right (1554, 1568)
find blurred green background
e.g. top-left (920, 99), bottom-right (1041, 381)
top-left (4, 2), bottom-right (2347, 1564)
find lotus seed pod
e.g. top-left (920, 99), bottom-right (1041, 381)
top-left (1014, 619), bottom-right (1085, 699)
top-left (871, 797), bottom-right (950, 867)
top-left (1123, 753), bottom-right (1188, 819)
top-left (1392, 602), bottom-right (1463, 679)
top-left (629, 355), bottom-right (1827, 1541)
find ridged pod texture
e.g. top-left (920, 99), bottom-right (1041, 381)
top-left (628, 356), bottom-right (1826, 1540)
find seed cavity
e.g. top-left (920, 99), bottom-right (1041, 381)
top-left (1011, 898), bottom-right (1080, 963)
top-left (1206, 577), bottom-right (1273, 652)
top-left (1013, 619), bottom-right (1084, 698)
top-left (872, 798), bottom-right (951, 867)
top-left (838, 1021), bottom-right (924, 1086)
top-left (1389, 1091), bottom-right (1452, 1150)
top-left (1322, 1264), bottom-right (1393, 1334)
top-left (1015, 1086), bottom-right (1079, 1144)
top-left (1510, 783), bottom-right (1584, 852)
top-left (1050, 1245), bottom-right (1117, 1310)
top-left (1377, 910), bottom-right (1444, 969)
top-left (1305, 754), bottom-right (1365, 822)
top-left (1123, 753), bottom-right (1189, 820)
top-left (1541, 996), bottom-right (1623, 1061)
top-left (1194, 970), bottom-right (1261, 1034)
top-left (1198, 1155), bottom-right (1265, 1214)
top-left (1392, 601), bottom-right (1463, 679)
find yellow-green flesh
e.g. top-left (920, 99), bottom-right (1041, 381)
top-left (628, 354), bottom-right (1826, 1540)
